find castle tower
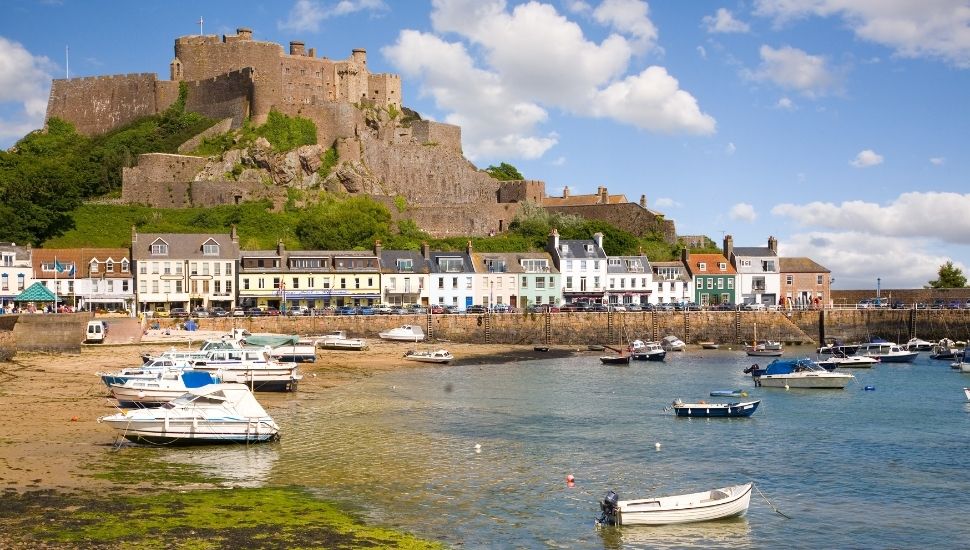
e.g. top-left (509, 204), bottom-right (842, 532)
top-left (170, 58), bottom-right (183, 81)
top-left (289, 41), bottom-right (305, 56)
top-left (351, 48), bottom-right (367, 67)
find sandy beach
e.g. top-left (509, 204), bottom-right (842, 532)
top-left (0, 332), bottom-right (569, 493)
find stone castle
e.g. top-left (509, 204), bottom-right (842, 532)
top-left (44, 28), bottom-right (676, 242)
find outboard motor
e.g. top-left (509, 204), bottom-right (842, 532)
top-left (596, 490), bottom-right (619, 526)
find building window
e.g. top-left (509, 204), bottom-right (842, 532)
top-left (786, 275), bottom-right (794, 285)
top-left (817, 275), bottom-right (824, 285)
top-left (452, 277), bottom-right (458, 289)
top-left (566, 276), bottom-right (573, 290)
top-left (521, 276), bottom-right (528, 288)
top-left (258, 279), bottom-right (265, 289)
top-left (150, 242), bottom-right (168, 255)
top-left (536, 277), bottom-right (545, 289)
top-left (699, 262), bottom-right (707, 271)
top-left (707, 279), bottom-right (713, 289)
top-left (438, 278), bottom-right (444, 289)
top-left (90, 261), bottom-right (100, 274)
top-left (17, 274), bottom-right (24, 290)
top-left (243, 278), bottom-right (250, 290)
top-left (466, 277), bottom-right (472, 289)
top-left (719, 262), bottom-right (727, 271)
top-left (566, 260), bottom-right (573, 271)
top-left (106, 260), bottom-right (114, 273)
top-left (696, 280), bottom-right (703, 289)
top-left (717, 279), bottom-right (724, 289)
top-left (1, 274), bottom-right (7, 291)
top-left (340, 278), bottom-right (347, 289)
top-left (292, 277), bottom-right (300, 289)
top-left (121, 260), bottom-right (129, 273)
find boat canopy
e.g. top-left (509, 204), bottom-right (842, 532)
top-left (762, 358), bottom-right (819, 375)
top-left (244, 334), bottom-right (301, 347)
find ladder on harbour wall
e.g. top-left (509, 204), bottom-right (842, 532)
top-left (683, 311), bottom-right (691, 343)
top-left (607, 310), bottom-right (614, 343)
top-left (909, 308), bottom-right (917, 340)
top-left (735, 310), bottom-right (742, 344)
top-left (651, 310), bottom-right (659, 341)
top-left (426, 313), bottom-right (433, 340)
top-left (484, 312), bottom-right (491, 344)
top-left (544, 310), bottom-right (551, 344)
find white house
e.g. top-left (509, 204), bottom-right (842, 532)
top-left (649, 261), bottom-right (691, 304)
top-left (379, 242), bottom-right (431, 307)
top-left (428, 242), bottom-right (477, 309)
top-left (606, 254), bottom-right (652, 305)
top-left (132, 227), bottom-right (240, 313)
top-left (0, 243), bottom-right (33, 310)
top-left (546, 229), bottom-right (608, 304)
top-left (724, 235), bottom-right (781, 306)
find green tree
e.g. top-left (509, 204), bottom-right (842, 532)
top-left (928, 261), bottom-right (967, 288)
top-left (295, 196), bottom-right (392, 250)
top-left (485, 162), bottom-right (524, 181)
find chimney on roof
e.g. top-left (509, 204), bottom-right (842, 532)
top-left (681, 247), bottom-right (689, 263)
top-left (237, 28), bottom-right (252, 40)
top-left (597, 186), bottom-right (607, 203)
top-left (547, 228), bottom-right (560, 255)
top-left (230, 224), bottom-right (238, 242)
top-left (289, 41), bottom-right (305, 56)
top-left (640, 194), bottom-right (647, 208)
top-left (421, 241), bottom-right (430, 260)
top-left (307, 47), bottom-right (316, 58)
top-left (593, 232), bottom-right (604, 250)
top-left (723, 234), bottom-right (733, 261)
top-left (768, 236), bottom-right (778, 254)
top-left (466, 240), bottom-right (473, 256)
top-left (373, 239), bottom-right (383, 257)
top-left (562, 186), bottom-right (570, 198)
top-left (276, 239), bottom-right (285, 256)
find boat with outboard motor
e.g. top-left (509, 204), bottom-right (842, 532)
top-left (748, 358), bottom-right (854, 388)
top-left (855, 339), bottom-right (918, 363)
top-left (379, 325), bottom-right (425, 342)
top-left (99, 357), bottom-right (198, 387)
top-left (596, 483), bottom-right (753, 526)
top-left (403, 349), bottom-right (454, 364)
top-left (669, 398), bottom-right (760, 418)
top-left (189, 347), bottom-right (302, 392)
top-left (98, 383), bottom-right (280, 445)
top-left (630, 340), bottom-right (666, 361)
top-left (816, 354), bottom-right (879, 369)
top-left (905, 337), bottom-right (934, 352)
top-left (108, 370), bottom-right (221, 408)
top-left (817, 341), bottom-right (860, 355)
top-left (316, 330), bottom-right (368, 351)
top-left (929, 338), bottom-right (959, 360)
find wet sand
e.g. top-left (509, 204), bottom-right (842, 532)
top-left (0, 335), bottom-right (572, 492)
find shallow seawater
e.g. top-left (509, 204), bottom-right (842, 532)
top-left (145, 348), bottom-right (970, 548)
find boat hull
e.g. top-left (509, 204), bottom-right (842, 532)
top-left (600, 356), bottom-right (631, 365)
top-left (631, 351), bottom-right (666, 361)
top-left (673, 400), bottom-right (759, 418)
top-left (867, 352), bottom-right (917, 363)
top-left (617, 483), bottom-right (753, 526)
top-left (746, 349), bottom-right (783, 357)
top-left (757, 374), bottom-right (852, 389)
top-left (101, 418), bottom-right (280, 445)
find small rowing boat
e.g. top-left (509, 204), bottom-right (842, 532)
top-left (596, 483), bottom-right (753, 526)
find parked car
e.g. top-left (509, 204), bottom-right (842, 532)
top-left (169, 307), bottom-right (189, 318)
top-left (390, 306), bottom-right (409, 315)
top-left (947, 300), bottom-right (962, 309)
top-left (932, 299), bottom-right (947, 309)
top-left (210, 307), bottom-right (228, 317)
top-left (191, 307), bottom-right (209, 318)
top-left (336, 306), bottom-right (357, 315)
top-left (466, 305), bottom-right (487, 314)
top-left (712, 303), bottom-right (735, 311)
top-left (741, 303), bottom-right (765, 311)
top-left (686, 302), bottom-right (702, 311)
top-left (491, 303), bottom-right (511, 313)
top-left (610, 304), bottom-right (627, 312)
top-left (286, 306), bottom-right (309, 316)
top-left (375, 304), bottom-right (393, 315)
top-left (409, 306), bottom-right (428, 314)
top-left (430, 305), bottom-right (445, 314)
top-left (589, 303), bottom-right (609, 312)
top-left (890, 300), bottom-right (906, 309)
top-left (531, 304), bottom-right (561, 313)
top-left (359, 306), bottom-right (376, 315)
top-left (247, 307), bottom-right (264, 317)
top-left (231, 307), bottom-right (246, 317)
top-left (444, 305), bottom-right (462, 314)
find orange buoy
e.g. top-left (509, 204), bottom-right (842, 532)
top-left (566, 474), bottom-right (575, 483)
top-left (70, 416), bottom-right (79, 422)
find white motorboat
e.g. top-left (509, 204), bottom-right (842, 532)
top-left (905, 337), bottom-right (934, 351)
top-left (191, 347), bottom-right (302, 392)
top-left (230, 329), bottom-right (317, 363)
top-left (317, 330), bottom-right (368, 351)
top-left (98, 383), bottom-right (280, 445)
top-left (630, 340), bottom-right (666, 361)
top-left (746, 324), bottom-right (783, 356)
top-left (661, 335), bottom-right (686, 352)
top-left (753, 358), bottom-right (854, 389)
top-left (379, 325), bottom-right (425, 342)
top-left (964, 387), bottom-right (970, 401)
top-left (99, 357), bottom-right (197, 387)
top-left (855, 340), bottom-right (918, 363)
top-left (597, 483), bottom-right (753, 526)
top-left (403, 349), bottom-right (454, 364)
top-left (109, 370), bottom-right (221, 408)
top-left (816, 354), bottom-right (879, 369)
top-left (929, 338), bottom-right (959, 360)
top-left (698, 341), bottom-right (720, 349)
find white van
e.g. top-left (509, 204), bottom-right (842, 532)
top-left (85, 320), bottom-right (107, 343)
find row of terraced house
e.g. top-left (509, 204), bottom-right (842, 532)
top-left (0, 227), bottom-right (831, 314)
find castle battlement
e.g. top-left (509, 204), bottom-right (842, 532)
top-left (52, 73), bottom-right (157, 83)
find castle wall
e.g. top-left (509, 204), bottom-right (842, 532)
top-left (177, 117), bottom-right (234, 153)
top-left (121, 153), bottom-right (209, 206)
top-left (393, 202), bottom-right (523, 237)
top-left (173, 36), bottom-right (283, 124)
top-left (273, 102), bottom-right (361, 148)
top-left (46, 73), bottom-right (161, 135)
top-left (190, 180), bottom-right (281, 207)
top-left (498, 180), bottom-right (545, 203)
top-left (155, 81), bottom-right (181, 113)
top-left (368, 73), bottom-right (402, 109)
top-left (411, 120), bottom-right (461, 152)
top-left (544, 203), bottom-right (678, 242)
top-left (281, 55), bottom-right (340, 104)
top-left (183, 68), bottom-right (254, 128)
top-left (361, 137), bottom-right (501, 205)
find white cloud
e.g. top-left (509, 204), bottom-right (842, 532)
top-left (746, 45), bottom-right (838, 96)
top-left (725, 141), bottom-right (736, 155)
top-left (729, 202), bottom-right (757, 222)
top-left (850, 149), bottom-right (883, 167)
top-left (278, 0), bottom-right (387, 32)
top-left (775, 96), bottom-right (795, 110)
top-left (930, 157), bottom-right (945, 165)
top-left (697, 45), bottom-right (707, 59)
top-left (780, 231), bottom-right (957, 289)
top-left (593, 0), bottom-right (659, 52)
top-left (703, 8), bottom-right (751, 33)
top-left (550, 156), bottom-right (566, 166)
top-left (753, 0), bottom-right (970, 68)
top-left (0, 36), bottom-right (54, 145)
top-left (385, 0), bottom-right (716, 159)
top-left (771, 192), bottom-right (970, 245)
top-left (654, 197), bottom-right (682, 208)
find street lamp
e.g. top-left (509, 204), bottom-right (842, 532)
top-left (876, 277), bottom-right (881, 300)
top-left (489, 281), bottom-right (494, 311)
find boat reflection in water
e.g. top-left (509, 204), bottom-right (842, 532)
top-left (157, 445), bottom-right (280, 488)
top-left (597, 517), bottom-right (752, 549)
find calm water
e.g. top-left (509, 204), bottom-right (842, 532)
top-left (150, 349), bottom-right (970, 548)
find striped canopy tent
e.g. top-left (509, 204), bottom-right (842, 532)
top-left (14, 282), bottom-right (58, 303)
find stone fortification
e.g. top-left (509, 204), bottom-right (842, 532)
top-left (177, 118), bottom-right (233, 153)
top-left (46, 73), bottom-right (178, 136)
top-left (121, 153), bottom-right (209, 207)
top-left (182, 68), bottom-right (254, 127)
top-left (546, 203), bottom-right (677, 243)
top-left (411, 120), bottom-right (462, 152)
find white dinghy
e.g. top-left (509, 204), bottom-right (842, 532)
top-left (597, 482), bottom-right (753, 526)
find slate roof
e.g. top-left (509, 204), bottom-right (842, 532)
top-left (470, 252), bottom-right (558, 274)
top-left (606, 256), bottom-right (650, 274)
top-left (779, 257), bottom-right (830, 273)
top-left (428, 251), bottom-right (474, 273)
top-left (542, 193), bottom-right (629, 207)
top-left (553, 240), bottom-right (607, 260)
top-left (15, 282), bottom-right (57, 302)
top-left (380, 250), bottom-right (430, 274)
top-left (0, 243), bottom-right (31, 262)
top-left (131, 232), bottom-right (239, 260)
top-left (732, 246), bottom-right (776, 258)
top-left (651, 261), bottom-right (690, 282)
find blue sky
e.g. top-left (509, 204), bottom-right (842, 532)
top-left (2, 0), bottom-right (969, 289)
